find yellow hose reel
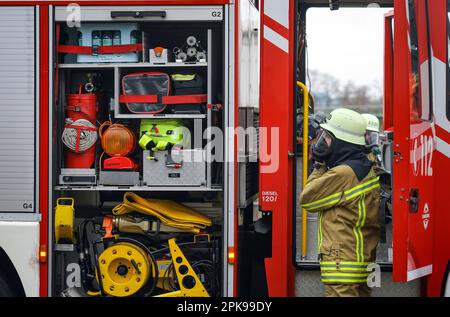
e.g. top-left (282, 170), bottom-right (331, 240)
top-left (54, 198), bottom-right (75, 244)
top-left (98, 242), bottom-right (151, 297)
top-left (96, 238), bottom-right (210, 297)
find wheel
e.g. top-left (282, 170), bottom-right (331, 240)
top-left (0, 271), bottom-right (21, 297)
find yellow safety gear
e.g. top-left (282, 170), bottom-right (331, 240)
top-left (138, 134), bottom-right (170, 153)
top-left (325, 283), bottom-right (372, 297)
top-left (171, 74), bottom-right (196, 81)
top-left (54, 198), bottom-right (75, 244)
top-left (139, 119), bottom-right (187, 152)
top-left (320, 108), bottom-right (367, 145)
top-left (300, 164), bottom-right (380, 285)
top-left (112, 192), bottom-right (212, 234)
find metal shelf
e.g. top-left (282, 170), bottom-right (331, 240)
top-left (54, 185), bottom-right (223, 192)
top-left (58, 62), bottom-right (208, 69)
top-left (114, 113), bottom-right (207, 119)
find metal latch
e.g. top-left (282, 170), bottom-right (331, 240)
top-left (409, 188), bottom-right (420, 213)
top-left (92, 45), bottom-right (99, 56)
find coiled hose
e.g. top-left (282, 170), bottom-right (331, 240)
top-left (62, 119), bottom-right (98, 153)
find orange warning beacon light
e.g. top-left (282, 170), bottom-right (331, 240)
top-left (99, 121), bottom-right (138, 170)
top-left (154, 46), bottom-right (165, 58)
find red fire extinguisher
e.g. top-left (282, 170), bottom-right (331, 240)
top-left (62, 84), bottom-right (99, 169)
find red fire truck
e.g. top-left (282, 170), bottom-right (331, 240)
top-left (0, 0), bottom-right (448, 298)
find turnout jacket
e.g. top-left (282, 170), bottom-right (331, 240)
top-left (300, 164), bottom-right (380, 284)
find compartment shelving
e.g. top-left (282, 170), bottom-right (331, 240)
top-left (56, 28), bottom-right (219, 191)
top-left (50, 5), bottom-right (228, 298)
top-left (59, 62), bottom-right (208, 69)
top-left (54, 185), bottom-right (223, 191)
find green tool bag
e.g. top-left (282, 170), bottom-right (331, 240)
top-left (139, 119), bottom-right (189, 160)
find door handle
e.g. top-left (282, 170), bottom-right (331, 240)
top-left (409, 188), bottom-right (420, 213)
top-left (111, 11), bottom-right (167, 19)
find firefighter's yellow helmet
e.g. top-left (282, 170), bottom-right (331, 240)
top-left (320, 108), bottom-right (367, 145)
top-left (362, 113), bottom-right (380, 133)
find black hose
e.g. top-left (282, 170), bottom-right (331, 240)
top-left (191, 260), bottom-right (219, 296)
top-left (76, 220), bottom-right (97, 293)
top-left (150, 241), bottom-right (199, 255)
top-left (92, 240), bottom-right (106, 297)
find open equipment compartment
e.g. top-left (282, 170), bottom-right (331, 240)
top-left (50, 5), bottom-right (229, 297)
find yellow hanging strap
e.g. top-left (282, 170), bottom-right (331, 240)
top-left (297, 81), bottom-right (310, 259)
top-left (112, 192), bottom-right (212, 234)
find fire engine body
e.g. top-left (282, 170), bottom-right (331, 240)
top-left (0, 0), bottom-right (261, 297)
top-left (0, 0), bottom-right (449, 298)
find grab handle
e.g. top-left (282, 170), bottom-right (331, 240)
top-left (111, 11), bottom-right (167, 19)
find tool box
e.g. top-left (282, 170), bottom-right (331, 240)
top-left (59, 168), bottom-right (97, 185)
top-left (143, 149), bottom-right (206, 187)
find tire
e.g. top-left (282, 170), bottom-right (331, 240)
top-left (0, 271), bottom-right (21, 297)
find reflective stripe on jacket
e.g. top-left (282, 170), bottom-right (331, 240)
top-left (300, 164), bottom-right (380, 284)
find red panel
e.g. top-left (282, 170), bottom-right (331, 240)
top-left (263, 14), bottom-right (289, 39)
top-left (392, 0), bottom-right (434, 283)
top-left (436, 125), bottom-right (450, 145)
top-left (39, 5), bottom-right (50, 297)
top-left (392, 0), bottom-right (411, 282)
top-left (425, 0), bottom-right (450, 297)
top-left (427, 0), bottom-right (446, 63)
top-left (259, 0), bottom-right (295, 297)
top-left (405, 0), bottom-right (434, 283)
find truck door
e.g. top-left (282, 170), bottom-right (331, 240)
top-left (392, 0), bottom-right (435, 282)
top-left (0, 6), bottom-right (38, 215)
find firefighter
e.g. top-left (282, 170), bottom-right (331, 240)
top-left (300, 108), bottom-right (380, 297)
top-left (362, 113), bottom-right (382, 165)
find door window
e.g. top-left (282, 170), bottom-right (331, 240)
top-left (407, 0), bottom-right (433, 122)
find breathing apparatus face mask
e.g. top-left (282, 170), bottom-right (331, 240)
top-left (312, 129), bottom-right (334, 161)
top-left (365, 131), bottom-right (380, 147)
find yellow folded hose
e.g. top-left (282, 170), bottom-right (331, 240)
top-left (112, 192), bottom-right (212, 234)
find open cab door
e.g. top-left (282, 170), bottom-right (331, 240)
top-left (391, 0), bottom-right (435, 282)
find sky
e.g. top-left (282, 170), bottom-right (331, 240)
top-left (306, 7), bottom-right (393, 86)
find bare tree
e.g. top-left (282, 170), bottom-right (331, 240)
top-left (308, 69), bottom-right (383, 115)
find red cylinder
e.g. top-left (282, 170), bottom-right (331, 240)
top-left (66, 93), bottom-right (98, 123)
top-left (64, 88), bottom-right (99, 169)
